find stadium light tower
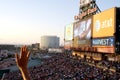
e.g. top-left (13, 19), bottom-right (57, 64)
top-left (74, 0), bottom-right (101, 20)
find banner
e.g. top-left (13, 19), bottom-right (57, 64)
top-left (92, 37), bottom-right (115, 53)
top-left (93, 8), bottom-right (116, 38)
top-left (92, 37), bottom-right (114, 47)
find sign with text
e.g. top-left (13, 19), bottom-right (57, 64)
top-left (92, 37), bottom-right (114, 47)
top-left (74, 7), bottom-right (97, 20)
top-left (92, 37), bottom-right (115, 53)
top-left (74, 0), bottom-right (97, 20)
top-left (93, 8), bottom-right (116, 38)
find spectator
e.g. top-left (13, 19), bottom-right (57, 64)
top-left (3, 48), bottom-right (120, 80)
top-left (15, 46), bottom-right (31, 80)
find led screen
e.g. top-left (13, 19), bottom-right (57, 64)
top-left (65, 23), bottom-right (73, 41)
top-left (73, 17), bottom-right (92, 47)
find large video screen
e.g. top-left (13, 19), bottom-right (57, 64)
top-left (93, 7), bottom-right (116, 38)
top-left (65, 23), bottom-right (73, 41)
top-left (92, 37), bottom-right (115, 53)
top-left (74, 17), bottom-right (92, 47)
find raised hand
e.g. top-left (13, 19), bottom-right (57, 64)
top-left (15, 46), bottom-right (30, 69)
top-left (15, 46), bottom-right (31, 80)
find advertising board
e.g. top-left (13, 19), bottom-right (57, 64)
top-left (92, 37), bottom-right (114, 47)
top-left (73, 17), bottom-right (92, 47)
top-left (92, 37), bottom-right (115, 53)
top-left (95, 47), bottom-right (115, 53)
top-left (64, 41), bottom-right (73, 49)
top-left (93, 7), bottom-right (116, 38)
top-left (65, 23), bottom-right (73, 41)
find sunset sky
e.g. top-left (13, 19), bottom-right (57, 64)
top-left (0, 0), bottom-right (120, 45)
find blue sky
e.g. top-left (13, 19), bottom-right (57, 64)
top-left (0, 0), bottom-right (120, 45)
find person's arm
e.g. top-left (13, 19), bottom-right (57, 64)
top-left (15, 46), bottom-right (31, 80)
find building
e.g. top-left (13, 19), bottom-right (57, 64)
top-left (40, 36), bottom-right (59, 49)
top-left (31, 43), bottom-right (40, 50)
top-left (0, 44), bottom-right (15, 51)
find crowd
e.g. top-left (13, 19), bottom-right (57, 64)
top-left (3, 53), bottom-right (120, 80)
top-left (0, 58), bottom-right (15, 69)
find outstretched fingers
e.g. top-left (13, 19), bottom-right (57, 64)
top-left (15, 53), bottom-right (20, 63)
top-left (20, 47), bottom-right (24, 58)
top-left (20, 46), bottom-right (28, 58)
top-left (24, 46), bottom-right (29, 58)
top-left (24, 46), bottom-right (30, 59)
top-left (27, 51), bottom-right (30, 59)
top-left (24, 46), bottom-right (28, 52)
